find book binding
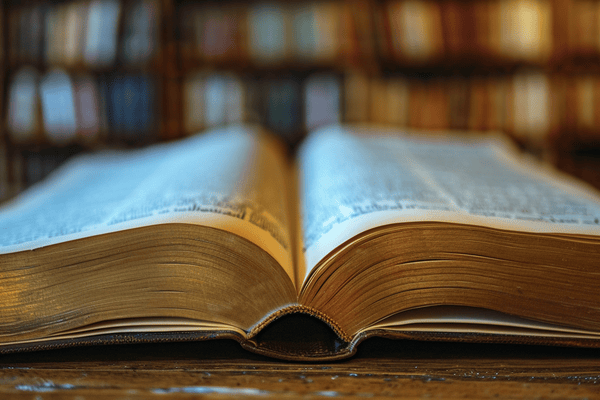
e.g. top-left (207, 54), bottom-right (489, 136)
top-left (3, 309), bottom-right (600, 361)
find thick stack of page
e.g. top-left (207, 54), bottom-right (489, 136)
top-left (1, 125), bottom-right (599, 360)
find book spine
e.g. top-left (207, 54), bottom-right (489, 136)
top-left (339, 72), bottom-right (566, 149)
top-left (377, 0), bottom-right (556, 65)
top-left (84, 0), bottom-right (121, 68)
top-left (106, 74), bottom-right (156, 144)
top-left (177, 0), bottom-right (377, 70)
top-left (7, 68), bottom-right (41, 144)
top-left (120, 0), bottom-right (158, 67)
top-left (73, 75), bottom-right (101, 143)
top-left (109, 75), bottom-right (124, 139)
top-left (447, 77), bottom-right (470, 130)
top-left (122, 75), bottom-right (139, 139)
top-left (39, 70), bottom-right (78, 145)
top-left (248, 4), bottom-right (288, 65)
top-left (304, 74), bottom-right (341, 131)
top-left (139, 75), bottom-right (156, 142)
top-left (265, 78), bottom-right (302, 143)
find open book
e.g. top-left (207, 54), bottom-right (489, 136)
top-left (1, 125), bottom-right (600, 361)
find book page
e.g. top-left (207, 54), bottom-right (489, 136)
top-left (298, 125), bottom-right (600, 279)
top-left (0, 125), bottom-right (294, 280)
top-left (365, 306), bottom-right (600, 339)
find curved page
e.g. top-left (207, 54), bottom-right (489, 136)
top-left (298, 125), bottom-right (600, 280)
top-left (0, 125), bottom-right (294, 282)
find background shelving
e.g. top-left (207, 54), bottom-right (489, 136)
top-left (2, 0), bottom-right (600, 199)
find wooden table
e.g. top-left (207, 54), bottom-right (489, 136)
top-left (1, 338), bottom-right (599, 399)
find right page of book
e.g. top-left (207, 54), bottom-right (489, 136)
top-left (297, 125), bottom-right (600, 282)
top-left (0, 125), bottom-right (295, 281)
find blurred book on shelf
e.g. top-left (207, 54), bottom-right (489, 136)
top-left (3, 0), bottom-right (600, 201)
top-left (342, 71), bottom-right (558, 150)
top-left (569, 0), bottom-right (600, 57)
top-left (120, 0), bottom-right (159, 67)
top-left (39, 70), bottom-right (78, 145)
top-left (6, 68), bottom-right (158, 147)
top-left (7, 0), bottom-right (159, 70)
top-left (178, 1), bottom-right (376, 70)
top-left (6, 68), bottom-right (42, 144)
top-left (377, 0), bottom-right (553, 65)
top-left (304, 74), bottom-right (341, 131)
top-left (73, 74), bottom-right (102, 142)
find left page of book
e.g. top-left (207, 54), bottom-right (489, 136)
top-left (0, 125), bottom-right (300, 346)
top-left (0, 125), bottom-right (294, 281)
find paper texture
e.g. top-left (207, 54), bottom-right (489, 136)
top-left (298, 126), bottom-right (600, 275)
top-left (369, 306), bottom-right (600, 339)
top-left (0, 126), bottom-right (294, 278)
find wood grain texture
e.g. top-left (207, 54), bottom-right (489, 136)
top-left (1, 338), bottom-right (600, 399)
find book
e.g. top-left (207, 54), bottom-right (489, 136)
top-left (39, 70), bottom-right (78, 144)
top-left (509, 72), bottom-right (551, 145)
top-left (106, 74), bottom-right (156, 144)
top-left (1, 124), bottom-right (600, 361)
top-left (499, 0), bottom-right (553, 62)
top-left (120, 0), bottom-right (158, 66)
top-left (73, 75), bottom-right (101, 142)
top-left (339, 72), bottom-right (564, 147)
top-left (265, 78), bottom-right (302, 143)
top-left (569, 0), bottom-right (600, 56)
top-left (304, 74), bottom-right (341, 131)
top-left (388, 0), bottom-right (444, 62)
top-left (83, 0), bottom-right (121, 68)
top-left (7, 67), bottom-right (41, 143)
top-left (344, 71), bottom-right (370, 123)
top-left (247, 4), bottom-right (288, 65)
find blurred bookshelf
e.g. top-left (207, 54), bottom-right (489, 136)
top-left (2, 0), bottom-right (600, 200)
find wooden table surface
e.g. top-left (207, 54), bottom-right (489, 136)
top-left (1, 338), bottom-right (599, 399)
